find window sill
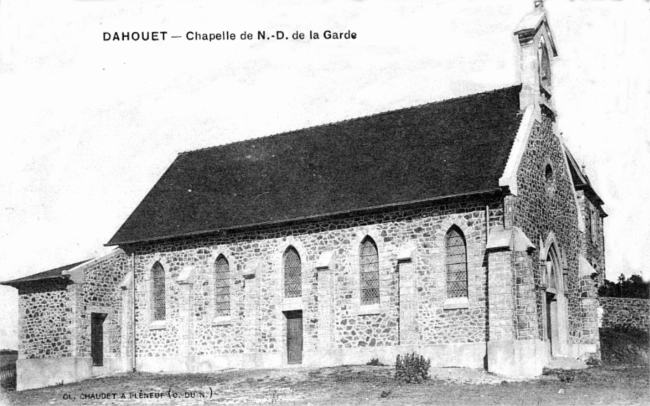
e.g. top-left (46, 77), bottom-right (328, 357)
top-left (149, 320), bottom-right (167, 330)
top-left (282, 297), bottom-right (303, 311)
top-left (212, 316), bottom-right (232, 326)
top-left (358, 303), bottom-right (381, 315)
top-left (443, 298), bottom-right (469, 310)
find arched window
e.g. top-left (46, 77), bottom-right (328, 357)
top-left (360, 237), bottom-right (379, 305)
top-left (284, 247), bottom-right (302, 298)
top-left (545, 164), bottom-right (553, 182)
top-left (538, 39), bottom-right (551, 89)
top-left (152, 262), bottom-right (166, 321)
top-left (545, 163), bottom-right (556, 194)
top-left (586, 205), bottom-right (593, 242)
top-left (546, 258), bottom-right (557, 290)
top-left (590, 207), bottom-right (599, 244)
top-left (545, 245), bottom-right (560, 291)
top-left (215, 255), bottom-right (230, 317)
top-left (445, 227), bottom-right (468, 298)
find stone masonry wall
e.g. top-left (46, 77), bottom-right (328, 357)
top-left (577, 191), bottom-right (606, 285)
top-left (16, 251), bottom-right (130, 362)
top-left (599, 297), bottom-right (650, 332)
top-left (131, 195), bottom-right (505, 359)
top-left (514, 250), bottom-right (538, 340)
top-left (78, 251), bottom-right (130, 359)
top-left (513, 114), bottom-right (591, 343)
top-left (18, 280), bottom-right (72, 359)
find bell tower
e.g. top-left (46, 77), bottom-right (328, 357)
top-left (514, 0), bottom-right (558, 119)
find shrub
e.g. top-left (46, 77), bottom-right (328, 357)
top-left (366, 358), bottom-right (385, 366)
top-left (394, 352), bottom-right (431, 384)
top-left (585, 356), bottom-right (603, 367)
top-left (557, 369), bottom-right (577, 383)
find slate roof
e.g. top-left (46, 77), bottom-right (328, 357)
top-left (0, 260), bottom-right (89, 287)
top-left (108, 85), bottom-right (524, 245)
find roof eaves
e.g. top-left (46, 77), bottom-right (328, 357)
top-left (107, 187), bottom-right (504, 246)
top-left (0, 259), bottom-right (90, 287)
top-left (0, 274), bottom-right (70, 288)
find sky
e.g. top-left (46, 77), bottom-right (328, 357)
top-left (0, 0), bottom-right (649, 350)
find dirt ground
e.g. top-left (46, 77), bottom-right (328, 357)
top-left (1, 364), bottom-right (648, 406)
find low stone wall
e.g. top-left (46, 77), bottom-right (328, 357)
top-left (598, 297), bottom-right (650, 331)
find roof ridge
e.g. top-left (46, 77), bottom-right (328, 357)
top-left (179, 84), bottom-right (522, 156)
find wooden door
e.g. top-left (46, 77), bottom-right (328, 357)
top-left (286, 311), bottom-right (303, 364)
top-left (91, 313), bottom-right (106, 366)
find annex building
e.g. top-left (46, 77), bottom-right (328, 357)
top-left (2, 2), bottom-right (607, 391)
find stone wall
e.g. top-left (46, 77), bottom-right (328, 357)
top-left (14, 251), bottom-right (131, 391)
top-left (577, 191), bottom-right (606, 284)
top-left (15, 250), bottom-right (129, 364)
top-left (130, 195), bottom-right (505, 362)
top-left (513, 114), bottom-right (597, 346)
top-left (514, 250), bottom-right (538, 340)
top-left (17, 280), bottom-right (72, 359)
top-left (599, 297), bottom-right (650, 331)
top-left (78, 251), bottom-right (130, 359)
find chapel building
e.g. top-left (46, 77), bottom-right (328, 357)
top-left (2, 2), bottom-right (607, 391)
